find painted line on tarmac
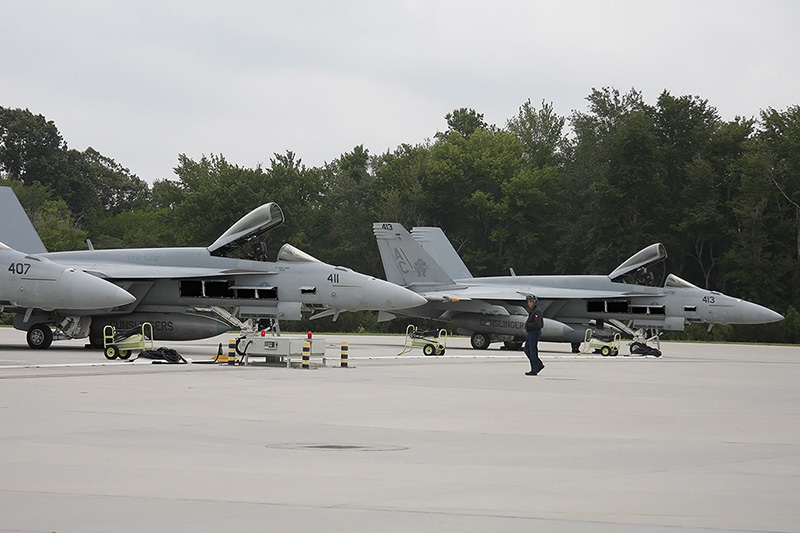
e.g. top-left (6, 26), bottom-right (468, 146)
top-left (351, 354), bottom-right (610, 360)
top-left (0, 359), bottom-right (216, 370)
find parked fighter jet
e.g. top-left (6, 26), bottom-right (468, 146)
top-left (373, 223), bottom-right (784, 353)
top-left (0, 187), bottom-right (425, 349)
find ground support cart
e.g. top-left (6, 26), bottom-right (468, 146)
top-left (103, 322), bottom-right (154, 360)
top-left (398, 325), bottom-right (447, 356)
top-left (578, 326), bottom-right (621, 356)
top-left (235, 332), bottom-right (327, 367)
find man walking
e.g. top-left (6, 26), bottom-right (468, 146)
top-left (524, 295), bottom-right (545, 376)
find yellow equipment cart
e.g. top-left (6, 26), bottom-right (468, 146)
top-left (398, 324), bottom-right (447, 356)
top-left (578, 326), bottom-right (621, 356)
top-left (103, 322), bottom-right (154, 360)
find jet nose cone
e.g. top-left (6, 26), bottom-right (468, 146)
top-left (60, 269), bottom-right (136, 309)
top-left (736, 300), bottom-right (785, 324)
top-left (369, 278), bottom-right (427, 310)
top-left (755, 305), bottom-right (784, 324)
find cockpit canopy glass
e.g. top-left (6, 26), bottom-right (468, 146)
top-left (664, 274), bottom-right (700, 289)
top-left (277, 244), bottom-right (321, 263)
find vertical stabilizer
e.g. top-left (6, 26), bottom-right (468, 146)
top-left (373, 223), bottom-right (456, 288)
top-left (411, 227), bottom-right (473, 280)
top-left (0, 187), bottom-right (47, 254)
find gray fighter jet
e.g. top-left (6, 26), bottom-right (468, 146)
top-left (373, 223), bottom-right (784, 353)
top-left (0, 187), bottom-right (425, 349)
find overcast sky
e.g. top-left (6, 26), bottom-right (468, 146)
top-left (2, 1), bottom-right (798, 183)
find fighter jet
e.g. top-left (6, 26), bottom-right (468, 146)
top-left (373, 223), bottom-right (784, 353)
top-left (0, 187), bottom-right (425, 349)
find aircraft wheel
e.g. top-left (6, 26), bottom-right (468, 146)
top-left (601, 346), bottom-right (612, 356)
top-left (423, 344), bottom-right (436, 356)
top-left (571, 342), bottom-right (580, 353)
top-left (104, 345), bottom-right (119, 360)
top-left (26, 324), bottom-right (53, 350)
top-left (503, 341), bottom-right (523, 351)
top-left (89, 333), bottom-right (104, 349)
top-left (118, 350), bottom-right (132, 360)
top-left (470, 332), bottom-right (491, 350)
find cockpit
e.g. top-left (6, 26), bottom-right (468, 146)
top-left (609, 243), bottom-right (668, 287)
top-left (276, 244), bottom-right (322, 263)
top-left (207, 202), bottom-right (285, 259)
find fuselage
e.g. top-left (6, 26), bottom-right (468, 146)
top-left (44, 246), bottom-right (423, 314)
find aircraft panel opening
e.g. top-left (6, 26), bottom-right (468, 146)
top-left (236, 288), bottom-right (256, 299)
top-left (300, 286), bottom-right (317, 295)
top-left (180, 280), bottom-right (203, 297)
top-left (587, 300), bottom-right (630, 313)
top-left (257, 287), bottom-right (278, 300)
top-left (649, 306), bottom-right (665, 315)
top-left (587, 301), bottom-right (605, 313)
top-left (204, 281), bottom-right (234, 298)
top-left (606, 301), bottom-right (629, 313)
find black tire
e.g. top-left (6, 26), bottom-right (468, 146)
top-left (503, 341), bottom-right (523, 351)
top-left (601, 346), bottom-right (611, 356)
top-left (470, 332), bottom-right (491, 350)
top-left (436, 347), bottom-right (445, 356)
top-left (118, 349), bottom-right (131, 360)
top-left (571, 342), bottom-right (580, 353)
top-left (89, 332), bottom-right (105, 349)
top-left (423, 344), bottom-right (436, 356)
top-left (26, 324), bottom-right (53, 350)
top-left (104, 345), bottom-right (119, 360)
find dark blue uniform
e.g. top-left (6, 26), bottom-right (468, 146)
top-left (524, 300), bottom-right (545, 375)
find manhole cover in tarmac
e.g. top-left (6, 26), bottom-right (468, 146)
top-left (266, 443), bottom-right (408, 452)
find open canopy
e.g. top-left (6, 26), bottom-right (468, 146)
top-left (608, 243), bottom-right (667, 282)
top-left (207, 202), bottom-right (284, 256)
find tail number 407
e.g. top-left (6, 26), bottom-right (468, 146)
top-left (8, 263), bottom-right (31, 275)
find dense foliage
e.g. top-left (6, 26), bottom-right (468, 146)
top-left (2, 89), bottom-right (798, 343)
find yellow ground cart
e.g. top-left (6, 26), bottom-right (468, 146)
top-left (103, 322), bottom-right (154, 360)
top-left (578, 326), bottom-right (621, 356)
top-left (398, 325), bottom-right (447, 356)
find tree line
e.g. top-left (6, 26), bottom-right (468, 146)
top-left (1, 87), bottom-right (798, 343)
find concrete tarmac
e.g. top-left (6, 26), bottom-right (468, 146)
top-left (0, 327), bottom-right (798, 532)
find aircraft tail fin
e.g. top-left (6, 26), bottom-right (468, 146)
top-left (410, 227), bottom-right (473, 279)
top-left (0, 187), bottom-right (48, 254)
top-left (373, 223), bottom-right (456, 288)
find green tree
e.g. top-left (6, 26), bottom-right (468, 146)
top-left (760, 106), bottom-right (800, 263)
top-left (0, 107), bottom-right (66, 184)
top-left (442, 108), bottom-right (490, 138)
top-left (424, 118), bottom-right (524, 275)
top-left (31, 199), bottom-right (87, 251)
top-left (170, 153), bottom-right (269, 246)
top-left (506, 99), bottom-right (566, 169)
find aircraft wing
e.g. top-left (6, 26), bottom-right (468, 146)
top-left (49, 262), bottom-right (273, 280)
top-left (418, 285), bottom-right (655, 302)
